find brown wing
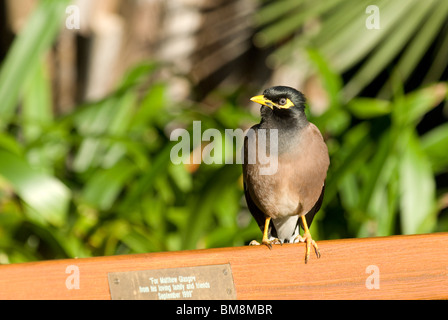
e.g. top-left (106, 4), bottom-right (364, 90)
top-left (299, 184), bottom-right (325, 231)
top-left (242, 125), bottom-right (277, 237)
top-left (243, 182), bottom-right (267, 230)
top-left (296, 123), bottom-right (328, 230)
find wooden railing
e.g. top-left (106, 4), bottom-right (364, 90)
top-left (0, 232), bottom-right (447, 300)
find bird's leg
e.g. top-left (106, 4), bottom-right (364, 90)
top-left (249, 217), bottom-right (281, 249)
top-left (295, 216), bottom-right (321, 264)
top-left (261, 216), bottom-right (272, 249)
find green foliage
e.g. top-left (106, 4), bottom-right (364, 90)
top-left (0, 0), bottom-right (72, 129)
top-left (307, 51), bottom-right (447, 238)
top-left (255, 0), bottom-right (448, 100)
top-left (0, 56), bottom-right (260, 262)
top-left (0, 0), bottom-right (447, 264)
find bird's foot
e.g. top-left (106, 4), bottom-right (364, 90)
top-left (249, 240), bottom-right (261, 246)
top-left (249, 238), bottom-right (282, 250)
top-left (294, 232), bottom-right (321, 264)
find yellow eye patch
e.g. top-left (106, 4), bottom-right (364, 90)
top-left (277, 98), bottom-right (295, 109)
top-left (250, 95), bottom-right (295, 109)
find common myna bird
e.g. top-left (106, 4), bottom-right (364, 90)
top-left (243, 86), bottom-right (329, 263)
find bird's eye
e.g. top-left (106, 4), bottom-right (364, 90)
top-left (279, 98), bottom-right (287, 105)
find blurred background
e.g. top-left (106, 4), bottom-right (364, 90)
top-left (0, 0), bottom-right (447, 264)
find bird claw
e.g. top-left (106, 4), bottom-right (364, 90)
top-left (294, 232), bottom-right (321, 264)
top-left (249, 238), bottom-right (282, 250)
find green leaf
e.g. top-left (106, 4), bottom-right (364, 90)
top-left (358, 130), bottom-right (394, 214)
top-left (346, 98), bottom-right (391, 119)
top-left (168, 164), bottom-right (193, 193)
top-left (365, 154), bottom-right (399, 236)
top-left (117, 62), bottom-right (158, 92)
top-left (307, 48), bottom-right (343, 109)
top-left (421, 123), bottom-right (448, 173)
top-left (22, 61), bottom-right (54, 142)
top-left (182, 165), bottom-right (241, 250)
top-left (338, 173), bottom-right (360, 212)
top-left (399, 133), bottom-right (436, 234)
top-left (122, 228), bottom-right (160, 253)
top-left (0, 0), bottom-right (71, 128)
top-left (73, 92), bottom-right (137, 172)
top-left (131, 83), bottom-right (166, 129)
top-left (344, 0), bottom-right (432, 99)
top-left (0, 133), bottom-right (23, 156)
top-left (123, 143), bottom-right (174, 208)
top-left (325, 122), bottom-right (372, 203)
top-left (392, 1), bottom-right (448, 83)
top-left (321, 0), bottom-right (407, 72)
top-left (82, 160), bottom-right (137, 211)
top-left (254, 0), bottom-right (304, 26)
top-left (0, 150), bottom-right (70, 226)
top-left (255, 0), bottom-right (341, 47)
top-left (403, 83), bottom-right (447, 125)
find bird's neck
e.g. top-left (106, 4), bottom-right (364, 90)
top-left (260, 108), bottom-right (309, 132)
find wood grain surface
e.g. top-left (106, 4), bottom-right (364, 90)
top-left (0, 233), bottom-right (447, 300)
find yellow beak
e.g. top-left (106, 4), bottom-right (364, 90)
top-left (250, 95), bottom-right (274, 109)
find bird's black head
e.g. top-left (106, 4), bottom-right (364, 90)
top-left (251, 86), bottom-right (307, 125)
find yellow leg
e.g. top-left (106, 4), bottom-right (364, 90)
top-left (300, 216), bottom-right (321, 264)
top-left (261, 217), bottom-right (272, 248)
top-left (249, 216), bottom-right (281, 248)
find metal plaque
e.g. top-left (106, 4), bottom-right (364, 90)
top-left (108, 264), bottom-right (236, 300)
